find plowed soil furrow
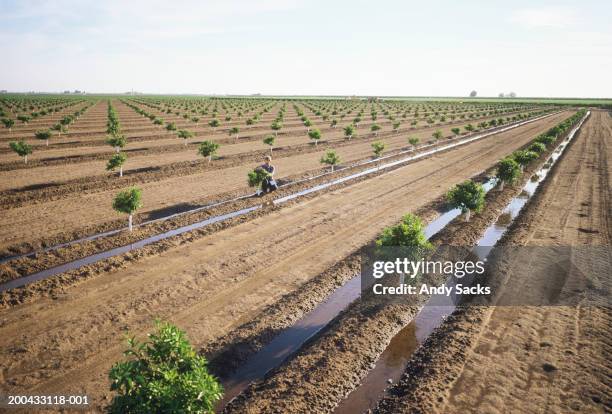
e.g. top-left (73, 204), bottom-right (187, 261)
top-left (0, 104), bottom-right (533, 163)
top-left (0, 112), bottom-right (574, 412)
top-left (0, 109), bottom-right (531, 189)
top-left (0, 112), bottom-right (570, 252)
top-left (374, 110), bottom-right (611, 414)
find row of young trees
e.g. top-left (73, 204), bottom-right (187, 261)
top-left (106, 101), bottom-right (128, 177)
top-left (6, 103), bottom-right (94, 162)
top-left (110, 110), bottom-right (584, 232)
top-left (495, 109), bottom-right (587, 191)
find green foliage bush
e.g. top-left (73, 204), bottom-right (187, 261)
top-left (108, 321), bottom-right (223, 414)
top-left (247, 168), bottom-right (270, 187)
top-left (320, 149), bottom-right (340, 171)
top-left (113, 187), bottom-right (142, 215)
top-left (376, 213), bottom-right (433, 258)
top-left (9, 140), bottom-right (32, 162)
top-left (198, 141), bottom-right (220, 162)
top-left (372, 141), bottom-right (385, 157)
top-left (528, 142), bottom-right (546, 154)
top-left (446, 180), bottom-right (485, 220)
top-left (496, 157), bottom-right (521, 189)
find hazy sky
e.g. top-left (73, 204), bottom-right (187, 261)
top-left (1, 0), bottom-right (611, 97)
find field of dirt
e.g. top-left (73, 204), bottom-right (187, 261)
top-left (0, 111), bottom-right (571, 412)
top-left (222, 114), bottom-right (582, 414)
top-left (374, 110), bottom-right (611, 414)
top-left (0, 106), bottom-right (564, 255)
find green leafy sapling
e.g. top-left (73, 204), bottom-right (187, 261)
top-left (112, 187), bottom-right (142, 231)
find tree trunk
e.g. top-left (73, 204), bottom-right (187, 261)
top-left (119, 166), bottom-right (123, 177)
top-left (46, 139), bottom-right (49, 146)
top-left (128, 214), bottom-right (133, 231)
top-left (116, 146), bottom-right (120, 153)
top-left (208, 155), bottom-right (212, 164)
top-left (499, 180), bottom-right (504, 191)
top-left (465, 209), bottom-right (471, 222)
top-left (269, 146), bottom-right (273, 156)
top-left (24, 155), bottom-right (28, 164)
top-left (331, 165), bottom-right (334, 172)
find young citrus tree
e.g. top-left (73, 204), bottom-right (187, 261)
top-left (166, 122), bottom-right (177, 132)
top-left (271, 120), bottom-right (282, 137)
top-left (451, 127), bottom-right (461, 137)
top-left (344, 124), bottom-right (355, 140)
top-left (528, 142), bottom-right (546, 154)
top-left (112, 187), bottom-right (142, 231)
top-left (308, 128), bottom-right (321, 146)
top-left (208, 119), bottom-right (220, 131)
top-left (330, 119), bottom-right (338, 128)
top-left (371, 123), bottom-right (381, 136)
top-left (512, 150), bottom-right (539, 171)
top-left (446, 180), bottom-right (485, 222)
top-left (408, 137), bottom-right (419, 149)
top-left (303, 119), bottom-right (313, 132)
top-left (372, 141), bottom-right (385, 158)
top-left (35, 129), bottom-right (52, 146)
top-left (247, 168), bottom-right (270, 188)
top-left (9, 141), bottom-right (33, 163)
top-left (107, 134), bottom-right (127, 153)
top-left (108, 321), bottom-right (223, 414)
top-left (197, 140), bottom-right (220, 164)
top-left (52, 123), bottom-right (67, 136)
top-left (320, 149), bottom-right (340, 172)
top-left (496, 157), bottom-right (521, 191)
top-left (107, 153), bottom-right (127, 177)
top-left (229, 127), bottom-right (240, 141)
top-left (432, 130), bottom-right (443, 140)
top-left (263, 135), bottom-right (275, 155)
top-left (376, 213), bottom-right (432, 249)
top-left (177, 129), bottom-right (194, 145)
top-left (393, 121), bottom-right (401, 133)
top-left (2, 118), bottom-right (14, 133)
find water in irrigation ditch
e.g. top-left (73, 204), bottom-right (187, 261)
top-left (216, 178), bottom-right (499, 410)
top-left (332, 112), bottom-right (589, 414)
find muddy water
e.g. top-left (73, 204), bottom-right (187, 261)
top-left (333, 111), bottom-right (590, 414)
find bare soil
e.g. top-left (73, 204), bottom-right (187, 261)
top-left (0, 113), bottom-right (569, 412)
top-left (0, 112), bottom-right (570, 256)
top-left (223, 117), bottom-right (576, 414)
